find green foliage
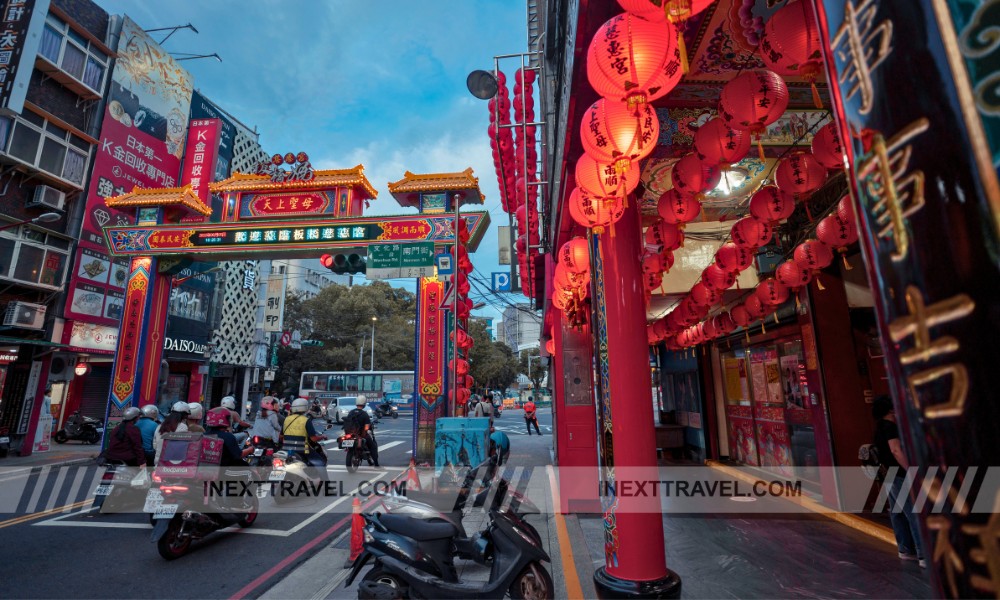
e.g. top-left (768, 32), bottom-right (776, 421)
top-left (466, 318), bottom-right (520, 392)
top-left (274, 281), bottom-right (416, 393)
top-left (519, 347), bottom-right (546, 391)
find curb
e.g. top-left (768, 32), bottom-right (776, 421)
top-left (0, 456), bottom-right (99, 479)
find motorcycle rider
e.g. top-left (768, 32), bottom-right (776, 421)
top-left (104, 407), bottom-right (145, 466)
top-left (154, 402), bottom-right (190, 464)
top-left (136, 405), bottom-right (160, 466)
top-left (203, 410), bottom-right (253, 466)
top-left (344, 395), bottom-right (379, 467)
top-left (186, 403), bottom-right (205, 433)
top-left (282, 398), bottom-right (328, 465)
top-left (250, 396), bottom-right (281, 449)
top-left (208, 396), bottom-right (251, 439)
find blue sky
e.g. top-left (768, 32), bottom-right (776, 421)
top-left (95, 0), bottom-right (528, 324)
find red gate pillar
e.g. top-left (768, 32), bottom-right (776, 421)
top-left (591, 200), bottom-right (680, 599)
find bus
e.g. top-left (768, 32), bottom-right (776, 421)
top-left (299, 370), bottom-right (415, 408)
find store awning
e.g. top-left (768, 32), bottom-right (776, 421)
top-left (0, 335), bottom-right (69, 348)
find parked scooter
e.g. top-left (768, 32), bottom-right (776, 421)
top-left (54, 412), bottom-right (102, 444)
top-left (345, 505), bottom-right (553, 599)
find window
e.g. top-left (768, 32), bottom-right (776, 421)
top-left (345, 375), bottom-right (358, 391)
top-left (37, 13), bottom-right (109, 95)
top-left (0, 229), bottom-right (69, 289)
top-left (3, 115), bottom-right (91, 186)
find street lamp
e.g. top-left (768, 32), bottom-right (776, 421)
top-left (0, 212), bottom-right (62, 233)
top-left (370, 316), bottom-right (376, 371)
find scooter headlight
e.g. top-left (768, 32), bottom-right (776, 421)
top-left (363, 528), bottom-right (374, 544)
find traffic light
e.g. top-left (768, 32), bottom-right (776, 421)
top-left (320, 252), bottom-right (366, 274)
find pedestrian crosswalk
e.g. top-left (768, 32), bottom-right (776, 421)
top-left (492, 424), bottom-right (552, 436)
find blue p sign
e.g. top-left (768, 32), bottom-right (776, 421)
top-left (492, 272), bottom-right (511, 292)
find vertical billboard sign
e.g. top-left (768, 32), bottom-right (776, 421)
top-left (0, 0), bottom-right (46, 114)
top-left (815, 1), bottom-right (1000, 597)
top-left (178, 118), bottom-right (221, 223)
top-left (189, 91), bottom-right (237, 222)
top-left (263, 274), bottom-right (285, 332)
top-left (65, 15), bottom-right (194, 326)
top-left (417, 279), bottom-right (444, 401)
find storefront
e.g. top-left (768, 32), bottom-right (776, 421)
top-left (59, 321), bottom-right (118, 425)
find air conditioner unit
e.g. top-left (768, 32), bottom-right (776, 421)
top-left (27, 185), bottom-right (66, 212)
top-left (2, 301), bottom-right (46, 330)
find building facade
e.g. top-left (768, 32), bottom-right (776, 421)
top-left (501, 303), bottom-right (540, 353)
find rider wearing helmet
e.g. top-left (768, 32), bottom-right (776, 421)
top-left (250, 396), bottom-right (281, 448)
top-left (204, 408), bottom-right (251, 466)
top-left (344, 395), bottom-right (379, 467)
top-left (105, 407), bottom-right (145, 466)
top-left (208, 396), bottom-right (251, 435)
top-left (154, 401), bottom-right (190, 464)
top-left (281, 398), bottom-right (328, 463)
top-left (136, 405), bottom-right (160, 466)
top-left (186, 403), bottom-right (205, 433)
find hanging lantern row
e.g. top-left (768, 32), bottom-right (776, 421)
top-left (552, 236), bottom-right (592, 327)
top-left (513, 67), bottom-right (542, 300)
top-left (488, 70), bottom-right (517, 213)
top-left (615, 0), bottom-right (716, 74)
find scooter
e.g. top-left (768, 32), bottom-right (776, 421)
top-left (375, 402), bottom-right (398, 419)
top-left (270, 436), bottom-right (329, 504)
top-left (92, 459), bottom-right (150, 513)
top-left (345, 506), bottom-right (553, 599)
top-left (54, 412), bottom-right (102, 444)
top-left (339, 423), bottom-right (376, 473)
top-left (246, 435), bottom-right (278, 468)
top-left (149, 467), bottom-right (258, 560)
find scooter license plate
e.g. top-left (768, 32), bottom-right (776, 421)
top-left (96, 428), bottom-right (104, 433)
top-left (340, 439), bottom-right (355, 448)
top-left (0, 437), bottom-right (9, 443)
top-left (143, 489), bottom-right (163, 513)
top-left (153, 504), bottom-right (177, 520)
top-left (94, 484), bottom-right (113, 496)
top-left (269, 470), bottom-right (286, 481)
top-left (253, 448), bottom-right (264, 456)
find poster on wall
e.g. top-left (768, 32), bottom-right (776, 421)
top-left (779, 354), bottom-right (805, 410)
top-left (749, 352), bottom-right (768, 405)
top-left (65, 15), bottom-right (194, 326)
top-left (763, 350), bottom-right (782, 404)
top-left (723, 358), bottom-right (743, 402)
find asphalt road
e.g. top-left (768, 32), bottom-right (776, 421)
top-left (0, 415), bottom-right (417, 600)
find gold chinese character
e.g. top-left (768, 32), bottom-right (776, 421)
top-left (858, 119), bottom-right (929, 262)
top-left (303, 198), bottom-right (314, 210)
top-left (832, 0), bottom-right (893, 114)
top-left (290, 197), bottom-right (298, 210)
top-left (888, 286), bottom-right (974, 419)
top-left (961, 493), bottom-right (1000, 596)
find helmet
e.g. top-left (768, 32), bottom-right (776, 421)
top-left (291, 398), bottom-right (309, 413)
top-left (221, 396), bottom-right (236, 410)
top-left (355, 395), bottom-right (367, 406)
top-left (123, 407), bottom-right (141, 421)
top-left (141, 405), bottom-right (159, 420)
top-left (187, 403), bottom-right (203, 420)
top-left (205, 409), bottom-right (229, 428)
top-left (260, 396), bottom-right (276, 411)
top-left (171, 401), bottom-right (191, 414)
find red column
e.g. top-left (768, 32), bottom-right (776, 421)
top-left (591, 200), bottom-right (681, 598)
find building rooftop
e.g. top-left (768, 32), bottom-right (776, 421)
top-left (209, 165), bottom-right (378, 199)
top-left (387, 167), bottom-right (485, 209)
top-left (104, 185), bottom-right (212, 216)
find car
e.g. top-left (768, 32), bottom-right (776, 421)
top-left (326, 396), bottom-right (375, 424)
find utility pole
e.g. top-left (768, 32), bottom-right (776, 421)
top-left (358, 338), bottom-right (364, 371)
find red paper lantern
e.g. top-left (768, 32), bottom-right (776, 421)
top-left (714, 311), bottom-right (736, 333)
top-left (457, 388), bottom-right (471, 405)
top-left (731, 217), bottom-right (773, 248)
top-left (744, 294), bottom-right (767, 318)
top-left (587, 13), bottom-right (678, 105)
top-left (616, 0), bottom-right (714, 75)
top-left (661, 250), bottom-right (676, 271)
top-left (776, 260), bottom-right (811, 289)
top-left (568, 187), bottom-right (626, 234)
top-left (671, 153), bottom-right (722, 197)
top-left (716, 242), bottom-right (755, 273)
top-left (836, 195), bottom-right (855, 225)
top-left (645, 220), bottom-right (684, 252)
top-left (450, 358), bottom-right (470, 377)
top-left (720, 70), bottom-right (790, 135)
top-left (694, 117), bottom-right (752, 166)
top-left (645, 271), bottom-right (664, 292)
top-left (690, 282), bottom-right (720, 307)
top-left (641, 251), bottom-right (666, 275)
top-left (760, 0), bottom-right (824, 107)
top-left (756, 278), bottom-right (790, 306)
top-left (545, 338), bottom-right (555, 355)
top-left (703, 263), bottom-right (736, 291)
top-left (558, 237), bottom-right (590, 274)
top-left (657, 188), bottom-right (702, 225)
top-left (811, 121), bottom-right (846, 170)
top-left (748, 186), bottom-right (796, 223)
top-left (794, 240), bottom-right (834, 272)
top-left (580, 99), bottom-right (659, 173)
top-left (552, 289), bottom-right (569, 311)
top-left (775, 152), bottom-right (828, 198)
top-left (816, 214), bottom-right (859, 249)
top-left (555, 264), bottom-right (590, 290)
top-left (702, 318), bottom-right (719, 339)
top-left (576, 154), bottom-right (640, 197)
top-left (731, 305), bottom-right (751, 327)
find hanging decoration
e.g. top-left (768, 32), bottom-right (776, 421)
top-left (716, 242), bottom-right (755, 274)
top-left (775, 151), bottom-right (828, 199)
top-left (587, 12), bottom-right (679, 106)
top-left (748, 186), bottom-right (796, 223)
top-left (776, 260), bottom-right (812, 289)
top-left (794, 239), bottom-right (834, 289)
top-left (759, 0), bottom-right (824, 107)
top-left (720, 70), bottom-right (790, 160)
top-left (487, 70), bottom-right (517, 213)
top-left (615, 0), bottom-right (716, 73)
top-left (657, 188), bottom-right (703, 225)
top-left (690, 282), bottom-right (720, 307)
top-left (755, 278), bottom-right (790, 307)
top-left (670, 152), bottom-right (722, 198)
top-left (558, 237), bottom-right (591, 274)
top-left (693, 117), bottom-right (752, 168)
top-left (731, 216), bottom-right (773, 248)
top-left (811, 121), bottom-right (847, 170)
top-left (568, 187), bottom-right (626, 235)
top-left (580, 98), bottom-right (659, 174)
top-left (576, 153), bottom-right (641, 198)
top-left (644, 219), bottom-right (684, 252)
top-left (702, 263), bottom-right (736, 291)
top-left (744, 294), bottom-right (767, 319)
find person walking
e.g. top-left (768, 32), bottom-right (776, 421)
top-left (474, 394), bottom-right (495, 427)
top-left (524, 396), bottom-right (540, 435)
top-left (873, 395), bottom-right (925, 568)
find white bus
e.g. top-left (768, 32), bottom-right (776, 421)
top-left (299, 370), bottom-right (415, 407)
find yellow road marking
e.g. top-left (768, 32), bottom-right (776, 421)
top-left (0, 499), bottom-right (92, 530)
top-left (547, 465), bottom-right (585, 599)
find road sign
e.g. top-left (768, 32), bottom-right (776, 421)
top-left (280, 331), bottom-right (292, 346)
top-left (263, 370), bottom-right (275, 382)
top-left (439, 282), bottom-right (456, 310)
top-left (435, 252), bottom-right (454, 276)
top-left (366, 242), bottom-right (435, 280)
top-left (492, 272), bottom-right (511, 292)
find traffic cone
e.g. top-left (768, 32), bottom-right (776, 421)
top-left (406, 457), bottom-right (422, 491)
top-left (343, 497), bottom-right (364, 568)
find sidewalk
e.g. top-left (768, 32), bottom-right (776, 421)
top-left (0, 442), bottom-right (99, 473)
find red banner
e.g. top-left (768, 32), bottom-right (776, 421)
top-left (377, 220), bottom-right (432, 241)
top-left (110, 257), bottom-right (152, 409)
top-left (417, 279), bottom-right (444, 400)
top-left (179, 119), bottom-right (221, 223)
top-left (245, 192), bottom-right (330, 218)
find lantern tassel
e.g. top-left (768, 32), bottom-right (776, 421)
top-left (811, 82), bottom-right (823, 109)
top-left (744, 329), bottom-right (750, 344)
top-left (816, 277), bottom-right (826, 291)
top-left (804, 201), bottom-right (813, 221)
top-left (757, 136), bottom-right (766, 162)
top-left (678, 32), bottom-right (689, 75)
top-left (795, 294), bottom-right (801, 309)
top-left (761, 320), bottom-right (766, 334)
top-left (842, 252), bottom-right (853, 270)
top-left (773, 311), bottom-right (779, 324)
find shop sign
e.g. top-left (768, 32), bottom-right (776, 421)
top-left (0, 345), bottom-right (18, 364)
top-left (263, 275), bottom-right (285, 333)
top-left (178, 119), bottom-right (222, 222)
top-left (16, 360), bottom-right (42, 434)
top-left (0, 0), bottom-right (43, 114)
top-left (243, 192), bottom-right (331, 218)
top-left (163, 336), bottom-right (208, 355)
top-left (66, 321), bottom-right (119, 354)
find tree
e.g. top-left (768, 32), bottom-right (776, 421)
top-left (519, 347), bottom-right (546, 393)
top-left (274, 281), bottom-right (417, 393)
top-left (466, 319), bottom-right (520, 393)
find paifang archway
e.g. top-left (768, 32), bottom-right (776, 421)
top-left (99, 157), bottom-right (488, 434)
